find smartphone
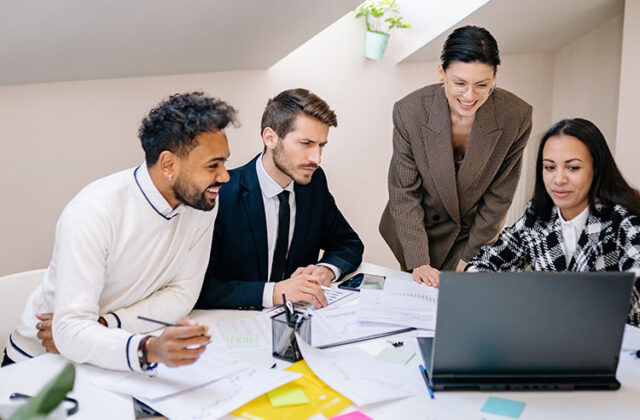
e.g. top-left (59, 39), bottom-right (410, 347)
top-left (338, 273), bottom-right (386, 292)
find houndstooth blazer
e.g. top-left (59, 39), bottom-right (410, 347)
top-left (467, 201), bottom-right (640, 326)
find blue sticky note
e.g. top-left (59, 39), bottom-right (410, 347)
top-left (481, 396), bottom-right (526, 419)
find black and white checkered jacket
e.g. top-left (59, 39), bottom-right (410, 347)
top-left (467, 201), bottom-right (640, 326)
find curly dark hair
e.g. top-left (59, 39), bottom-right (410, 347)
top-left (139, 92), bottom-right (239, 165)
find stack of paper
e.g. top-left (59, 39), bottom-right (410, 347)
top-left (296, 333), bottom-right (424, 406)
top-left (92, 349), bottom-right (300, 419)
top-left (358, 276), bottom-right (438, 330)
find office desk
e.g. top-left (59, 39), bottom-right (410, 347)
top-left (1, 263), bottom-right (639, 419)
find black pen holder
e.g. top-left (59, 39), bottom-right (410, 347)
top-left (271, 310), bottom-right (312, 362)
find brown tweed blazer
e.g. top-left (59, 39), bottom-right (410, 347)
top-left (379, 84), bottom-right (532, 271)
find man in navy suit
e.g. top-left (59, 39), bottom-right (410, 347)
top-left (196, 88), bottom-right (364, 310)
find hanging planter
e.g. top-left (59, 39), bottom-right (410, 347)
top-left (365, 31), bottom-right (390, 60)
top-left (355, 0), bottom-right (411, 60)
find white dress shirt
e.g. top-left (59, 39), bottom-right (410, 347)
top-left (7, 164), bottom-right (216, 372)
top-left (557, 206), bottom-right (589, 264)
top-left (256, 156), bottom-right (340, 307)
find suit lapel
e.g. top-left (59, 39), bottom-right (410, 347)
top-left (422, 87), bottom-right (460, 223)
top-left (239, 158), bottom-right (269, 283)
top-left (457, 94), bottom-right (502, 200)
top-left (287, 183), bottom-right (310, 275)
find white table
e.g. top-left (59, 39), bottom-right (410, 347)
top-left (1, 263), bottom-right (639, 419)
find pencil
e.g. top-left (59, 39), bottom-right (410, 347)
top-left (137, 316), bottom-right (179, 327)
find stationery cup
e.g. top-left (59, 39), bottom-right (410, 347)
top-left (271, 310), bottom-right (311, 362)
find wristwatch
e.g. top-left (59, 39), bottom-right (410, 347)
top-left (137, 335), bottom-right (158, 375)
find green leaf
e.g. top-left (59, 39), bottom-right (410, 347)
top-left (9, 363), bottom-right (75, 420)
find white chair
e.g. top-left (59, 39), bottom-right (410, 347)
top-left (0, 269), bottom-right (45, 349)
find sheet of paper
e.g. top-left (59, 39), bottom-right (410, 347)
top-left (141, 366), bottom-right (300, 420)
top-left (211, 314), bottom-right (271, 352)
top-left (358, 290), bottom-right (436, 330)
top-left (312, 304), bottom-right (411, 347)
top-left (383, 277), bottom-right (438, 311)
top-left (267, 385), bottom-right (309, 407)
top-left (296, 333), bottom-right (424, 406)
top-left (92, 349), bottom-right (248, 400)
top-left (481, 396), bottom-right (526, 419)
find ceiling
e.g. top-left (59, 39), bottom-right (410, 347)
top-left (0, 0), bottom-right (360, 86)
top-left (402, 0), bottom-right (624, 63)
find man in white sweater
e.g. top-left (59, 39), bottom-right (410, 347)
top-left (2, 92), bottom-right (237, 373)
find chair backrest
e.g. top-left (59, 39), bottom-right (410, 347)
top-left (0, 269), bottom-right (45, 348)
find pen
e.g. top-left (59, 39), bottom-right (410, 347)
top-left (320, 285), bottom-right (332, 292)
top-left (419, 364), bottom-right (435, 399)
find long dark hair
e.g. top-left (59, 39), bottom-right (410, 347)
top-left (532, 118), bottom-right (640, 218)
top-left (440, 25), bottom-right (500, 71)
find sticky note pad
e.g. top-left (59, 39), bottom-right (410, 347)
top-left (481, 396), bottom-right (526, 419)
top-left (375, 348), bottom-right (415, 365)
top-left (225, 333), bottom-right (258, 348)
top-left (267, 386), bottom-right (310, 407)
top-left (330, 411), bottom-right (373, 420)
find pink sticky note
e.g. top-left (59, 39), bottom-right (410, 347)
top-left (330, 411), bottom-right (373, 420)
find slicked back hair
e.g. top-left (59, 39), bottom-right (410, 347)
top-left (139, 92), bottom-right (239, 165)
top-left (441, 25), bottom-right (500, 71)
top-left (260, 88), bottom-right (337, 139)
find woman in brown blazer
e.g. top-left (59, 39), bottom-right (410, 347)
top-left (379, 26), bottom-right (532, 287)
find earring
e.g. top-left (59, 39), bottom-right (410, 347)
top-left (168, 174), bottom-right (173, 181)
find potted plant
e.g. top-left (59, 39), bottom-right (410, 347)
top-left (355, 0), bottom-right (411, 60)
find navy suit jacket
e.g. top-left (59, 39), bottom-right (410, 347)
top-left (196, 155), bottom-right (364, 310)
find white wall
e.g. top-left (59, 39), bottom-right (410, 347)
top-left (552, 14), bottom-right (623, 151)
top-left (615, 0), bottom-right (640, 187)
top-left (0, 10), bottom-right (627, 276)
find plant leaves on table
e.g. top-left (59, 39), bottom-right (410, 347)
top-left (9, 363), bottom-right (75, 420)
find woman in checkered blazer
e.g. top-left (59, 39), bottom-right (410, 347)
top-left (467, 118), bottom-right (640, 326)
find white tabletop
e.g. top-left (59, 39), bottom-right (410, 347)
top-left (1, 262), bottom-right (639, 420)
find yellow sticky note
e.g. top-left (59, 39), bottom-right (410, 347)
top-left (232, 360), bottom-right (352, 420)
top-left (267, 386), bottom-right (310, 407)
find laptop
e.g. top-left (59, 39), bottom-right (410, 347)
top-left (418, 272), bottom-right (633, 391)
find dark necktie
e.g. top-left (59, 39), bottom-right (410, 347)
top-left (270, 190), bottom-right (290, 283)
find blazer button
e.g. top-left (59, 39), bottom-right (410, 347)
top-left (432, 214), bottom-right (441, 222)
top-left (249, 306), bottom-right (256, 310)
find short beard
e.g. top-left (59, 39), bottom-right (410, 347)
top-left (172, 176), bottom-right (215, 211)
top-left (273, 141), bottom-right (316, 185)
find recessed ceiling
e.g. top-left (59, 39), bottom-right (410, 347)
top-left (0, 0), bottom-right (360, 86)
top-left (401, 0), bottom-right (623, 63)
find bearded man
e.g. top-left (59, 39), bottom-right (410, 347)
top-left (196, 88), bottom-right (363, 311)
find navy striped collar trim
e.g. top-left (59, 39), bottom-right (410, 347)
top-left (133, 165), bottom-right (183, 221)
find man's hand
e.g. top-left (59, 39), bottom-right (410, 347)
top-left (35, 313), bottom-right (58, 354)
top-left (273, 265), bottom-right (328, 308)
top-left (146, 317), bottom-right (210, 368)
top-left (36, 313), bottom-right (110, 354)
top-left (310, 264), bottom-right (335, 286)
top-left (412, 264), bottom-right (441, 288)
top-left (455, 259), bottom-right (468, 273)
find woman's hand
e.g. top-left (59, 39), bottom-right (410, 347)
top-left (455, 259), bottom-right (468, 272)
top-left (412, 265), bottom-right (440, 288)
